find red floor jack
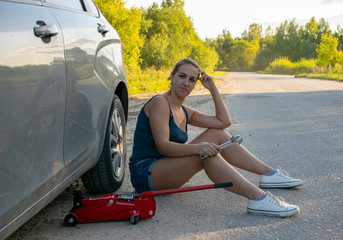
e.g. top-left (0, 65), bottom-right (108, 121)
top-left (64, 182), bottom-right (233, 226)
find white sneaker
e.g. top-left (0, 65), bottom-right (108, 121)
top-left (247, 192), bottom-right (299, 217)
top-left (259, 169), bottom-right (303, 188)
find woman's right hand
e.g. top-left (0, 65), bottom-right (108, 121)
top-left (197, 142), bottom-right (221, 158)
top-left (198, 70), bottom-right (216, 91)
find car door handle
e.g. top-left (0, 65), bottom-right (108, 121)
top-left (98, 24), bottom-right (109, 34)
top-left (34, 24), bottom-right (59, 38)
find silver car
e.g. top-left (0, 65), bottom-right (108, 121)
top-left (0, 0), bottom-right (128, 239)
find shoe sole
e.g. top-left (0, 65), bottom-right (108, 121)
top-left (247, 207), bottom-right (299, 217)
top-left (259, 181), bottom-right (303, 189)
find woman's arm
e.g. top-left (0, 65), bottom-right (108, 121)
top-left (146, 96), bottom-right (221, 158)
top-left (188, 71), bottom-right (231, 129)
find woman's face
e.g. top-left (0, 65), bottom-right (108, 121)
top-left (170, 64), bottom-right (199, 98)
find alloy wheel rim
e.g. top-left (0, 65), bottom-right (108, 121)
top-left (110, 108), bottom-right (124, 178)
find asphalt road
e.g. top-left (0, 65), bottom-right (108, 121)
top-left (8, 72), bottom-right (343, 240)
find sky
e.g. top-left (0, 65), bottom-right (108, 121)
top-left (125, 0), bottom-right (343, 40)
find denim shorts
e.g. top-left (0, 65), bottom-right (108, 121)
top-left (129, 158), bottom-right (159, 193)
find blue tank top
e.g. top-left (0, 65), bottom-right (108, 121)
top-left (129, 95), bottom-right (188, 163)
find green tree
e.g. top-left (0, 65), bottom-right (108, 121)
top-left (209, 29), bottom-right (234, 69)
top-left (333, 25), bottom-right (343, 51)
top-left (141, 0), bottom-right (205, 69)
top-left (273, 20), bottom-right (289, 57)
top-left (299, 17), bottom-right (332, 59)
top-left (229, 39), bottom-right (259, 71)
top-left (316, 33), bottom-right (341, 66)
top-left (141, 33), bottom-right (170, 69)
top-left (273, 19), bottom-right (301, 61)
top-left (253, 27), bottom-right (276, 70)
top-left (317, 18), bottom-right (332, 43)
top-left (190, 40), bottom-right (219, 72)
top-left (300, 17), bottom-right (319, 58)
top-left (142, 0), bottom-right (218, 71)
top-left (287, 19), bottom-right (302, 61)
top-left (246, 23), bottom-right (262, 44)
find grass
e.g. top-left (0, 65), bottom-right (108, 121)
top-left (263, 57), bottom-right (343, 81)
top-left (296, 73), bottom-right (343, 81)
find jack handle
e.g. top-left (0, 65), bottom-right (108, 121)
top-left (137, 182), bottom-right (233, 198)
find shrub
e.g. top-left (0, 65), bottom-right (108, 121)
top-left (294, 58), bottom-right (317, 73)
top-left (266, 57), bottom-right (295, 74)
top-left (333, 63), bottom-right (343, 74)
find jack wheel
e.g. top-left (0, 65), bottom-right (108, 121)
top-left (64, 213), bottom-right (78, 227)
top-left (130, 215), bottom-right (139, 224)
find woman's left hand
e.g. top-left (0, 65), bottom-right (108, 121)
top-left (198, 70), bottom-right (216, 91)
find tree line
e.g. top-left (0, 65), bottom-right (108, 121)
top-left (94, 0), bottom-right (343, 94)
top-left (210, 18), bottom-right (343, 71)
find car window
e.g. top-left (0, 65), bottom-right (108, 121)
top-left (84, 0), bottom-right (99, 17)
top-left (44, 0), bottom-right (84, 11)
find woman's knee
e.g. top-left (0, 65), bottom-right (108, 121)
top-left (192, 128), bottom-right (231, 145)
top-left (208, 128), bottom-right (231, 139)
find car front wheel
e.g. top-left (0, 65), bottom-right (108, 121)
top-left (82, 96), bottom-right (127, 193)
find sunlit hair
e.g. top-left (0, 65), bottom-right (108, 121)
top-left (168, 57), bottom-right (200, 80)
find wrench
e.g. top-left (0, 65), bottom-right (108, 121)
top-left (200, 135), bottom-right (243, 159)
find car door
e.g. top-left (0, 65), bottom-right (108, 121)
top-left (0, 0), bottom-right (66, 233)
top-left (44, 0), bottom-right (122, 168)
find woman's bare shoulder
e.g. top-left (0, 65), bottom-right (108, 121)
top-left (145, 95), bottom-right (169, 117)
top-left (148, 95), bottom-right (169, 107)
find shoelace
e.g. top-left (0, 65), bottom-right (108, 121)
top-left (276, 168), bottom-right (294, 180)
top-left (266, 192), bottom-right (287, 207)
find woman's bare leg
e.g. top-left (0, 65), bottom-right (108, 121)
top-left (193, 128), bottom-right (273, 175)
top-left (150, 128), bottom-right (269, 199)
top-left (151, 154), bottom-right (264, 200)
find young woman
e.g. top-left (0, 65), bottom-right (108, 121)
top-left (129, 58), bottom-right (303, 217)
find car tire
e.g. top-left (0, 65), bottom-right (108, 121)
top-left (82, 95), bottom-right (127, 193)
